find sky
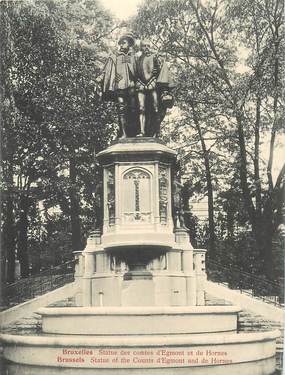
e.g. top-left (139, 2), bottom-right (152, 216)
top-left (99, 0), bottom-right (142, 20)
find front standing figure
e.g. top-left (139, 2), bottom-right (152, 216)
top-left (100, 33), bottom-right (137, 138)
top-left (135, 39), bottom-right (174, 137)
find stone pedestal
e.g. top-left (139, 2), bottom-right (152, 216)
top-left (99, 138), bottom-right (175, 247)
top-left (80, 138), bottom-right (206, 307)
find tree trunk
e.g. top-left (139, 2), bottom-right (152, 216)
top-left (254, 96), bottom-right (262, 215)
top-left (205, 158), bottom-right (215, 255)
top-left (236, 113), bottom-right (256, 226)
top-left (252, 96), bottom-right (273, 275)
top-left (234, 112), bottom-right (270, 274)
top-left (3, 128), bottom-right (17, 282)
top-left (267, 39), bottom-right (280, 193)
top-left (260, 164), bottom-right (285, 279)
top-left (17, 195), bottom-right (30, 277)
top-left (4, 190), bottom-right (16, 283)
top-left (69, 158), bottom-right (82, 252)
top-left (191, 103), bottom-right (216, 256)
top-left (1, 3), bottom-right (17, 283)
top-left (261, 206), bottom-right (274, 278)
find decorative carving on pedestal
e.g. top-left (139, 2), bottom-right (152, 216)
top-left (148, 254), bottom-right (167, 271)
top-left (107, 167), bottom-right (115, 225)
top-left (110, 255), bottom-right (128, 272)
top-left (123, 169), bottom-right (151, 223)
top-left (159, 166), bottom-right (169, 224)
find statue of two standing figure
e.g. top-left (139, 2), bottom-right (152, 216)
top-left (99, 33), bottom-right (174, 138)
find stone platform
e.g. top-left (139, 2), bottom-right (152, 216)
top-left (1, 330), bottom-right (279, 373)
top-left (38, 306), bottom-right (240, 335)
top-left (3, 359), bottom-right (277, 375)
top-left (1, 294), bottom-right (281, 374)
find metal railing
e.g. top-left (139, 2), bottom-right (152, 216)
top-left (207, 259), bottom-right (284, 307)
top-left (1, 260), bottom-right (76, 310)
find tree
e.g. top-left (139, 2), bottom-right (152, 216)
top-left (132, 0), bottom-right (284, 277)
top-left (1, 0), bottom-right (116, 280)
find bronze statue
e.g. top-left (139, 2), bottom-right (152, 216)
top-left (172, 179), bottom-right (186, 229)
top-left (135, 39), bottom-right (174, 137)
top-left (99, 33), bottom-right (174, 138)
top-left (99, 33), bottom-right (137, 138)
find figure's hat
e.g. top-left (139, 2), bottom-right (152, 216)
top-left (118, 32), bottom-right (135, 47)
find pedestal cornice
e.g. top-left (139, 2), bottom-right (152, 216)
top-left (97, 138), bottom-right (176, 164)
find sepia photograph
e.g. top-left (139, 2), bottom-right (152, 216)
top-left (0, 0), bottom-right (284, 374)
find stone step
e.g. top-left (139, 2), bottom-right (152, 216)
top-left (206, 290), bottom-right (284, 368)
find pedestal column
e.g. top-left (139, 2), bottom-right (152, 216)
top-left (82, 233), bottom-right (98, 306)
top-left (194, 249), bottom-right (207, 305)
top-left (174, 228), bottom-right (196, 306)
top-left (183, 249), bottom-right (196, 306)
top-left (83, 252), bottom-right (95, 306)
top-left (73, 251), bottom-right (84, 306)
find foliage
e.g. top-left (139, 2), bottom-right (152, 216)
top-left (1, 0), bottom-right (116, 281)
top-left (132, 0), bottom-right (285, 278)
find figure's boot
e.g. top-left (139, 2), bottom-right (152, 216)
top-left (117, 103), bottom-right (127, 138)
top-left (138, 108), bottom-right (146, 137)
top-left (152, 109), bottom-right (160, 138)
